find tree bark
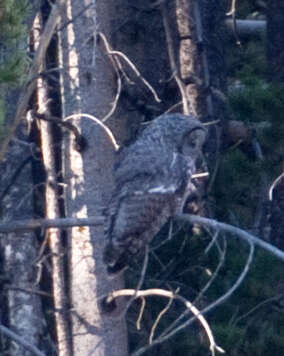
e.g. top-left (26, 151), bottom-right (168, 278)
top-left (58, 1), bottom-right (128, 355)
top-left (0, 114), bottom-right (46, 356)
top-left (34, 10), bottom-right (71, 354)
top-left (0, 3), bottom-right (47, 355)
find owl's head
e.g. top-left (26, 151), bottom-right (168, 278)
top-left (143, 113), bottom-right (206, 158)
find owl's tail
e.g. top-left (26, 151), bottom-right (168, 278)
top-left (103, 242), bottom-right (129, 276)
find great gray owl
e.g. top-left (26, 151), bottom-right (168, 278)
top-left (103, 113), bottom-right (206, 275)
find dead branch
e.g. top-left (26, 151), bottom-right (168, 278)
top-left (226, 0), bottom-right (241, 45)
top-left (269, 171), bottom-right (284, 201)
top-left (64, 113), bottom-right (119, 151)
top-left (0, 0), bottom-right (65, 161)
top-left (136, 297), bottom-right (146, 330)
top-left (153, 242), bottom-right (254, 356)
top-left (225, 19), bottom-right (266, 38)
top-left (123, 246), bottom-right (150, 316)
top-left (176, 214), bottom-right (284, 261)
top-left (32, 111), bottom-right (87, 152)
top-left (194, 237), bottom-right (227, 304)
top-left (0, 213), bottom-right (284, 262)
top-left (0, 216), bottom-right (104, 233)
top-left (149, 288), bottom-right (176, 344)
top-left (103, 288), bottom-right (223, 356)
top-left (97, 32), bottom-right (122, 122)
top-left (160, 3), bottom-right (189, 114)
top-left (108, 50), bottom-right (161, 104)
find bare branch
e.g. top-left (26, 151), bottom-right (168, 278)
top-left (64, 113), bottom-right (119, 151)
top-left (104, 288), bottom-right (223, 356)
top-left (234, 294), bottom-right (282, 325)
top-left (108, 50), bottom-right (161, 103)
top-left (123, 246), bottom-right (150, 316)
top-left (226, 0), bottom-right (241, 45)
top-left (158, 235), bottom-right (226, 341)
top-left (0, 0), bottom-right (65, 161)
top-left (0, 216), bottom-right (104, 233)
top-left (225, 19), bottom-right (266, 38)
top-left (151, 242), bottom-right (254, 356)
top-left (32, 111), bottom-right (87, 152)
top-left (160, 3), bottom-right (189, 114)
top-left (177, 214), bottom-right (284, 261)
top-left (136, 297), bottom-right (146, 330)
top-left (97, 32), bottom-right (123, 122)
top-left (149, 288), bottom-right (176, 344)
top-left (1, 213), bottom-right (284, 263)
top-left (0, 324), bottom-right (46, 356)
top-left (269, 171), bottom-right (284, 201)
top-left (195, 237), bottom-right (227, 304)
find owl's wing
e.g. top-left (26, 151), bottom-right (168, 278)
top-left (104, 153), bottom-right (194, 275)
top-left (108, 184), bottom-right (175, 242)
top-left (104, 187), bottom-right (175, 274)
top-left (107, 152), bottom-right (192, 247)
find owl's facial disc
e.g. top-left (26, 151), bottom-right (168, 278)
top-left (181, 128), bottom-right (206, 156)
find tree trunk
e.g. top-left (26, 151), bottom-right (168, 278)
top-left (0, 108), bottom-right (46, 356)
top-left (30, 10), bottom-right (72, 355)
top-left (58, 1), bottom-right (128, 355)
top-left (0, 3), bottom-right (47, 355)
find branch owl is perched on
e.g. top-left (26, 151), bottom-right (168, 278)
top-left (103, 113), bottom-right (206, 276)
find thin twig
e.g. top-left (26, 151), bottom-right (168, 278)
top-left (192, 172), bottom-right (209, 179)
top-left (251, 137), bottom-right (268, 236)
top-left (226, 0), bottom-right (241, 46)
top-left (124, 246), bottom-right (150, 316)
top-left (136, 297), bottom-right (146, 330)
top-left (234, 294), bottom-right (282, 325)
top-left (159, 236), bottom-right (226, 339)
top-left (195, 237), bottom-right (227, 304)
top-left (205, 228), bottom-right (220, 254)
top-left (177, 214), bottom-right (284, 261)
top-left (6, 285), bottom-right (52, 298)
top-left (64, 113), bottom-right (119, 151)
top-left (97, 32), bottom-right (122, 122)
top-left (32, 111), bottom-right (87, 152)
top-left (138, 242), bottom-right (254, 356)
top-left (160, 3), bottom-right (189, 114)
top-left (269, 171), bottom-right (284, 201)
top-left (149, 288), bottom-right (177, 344)
top-left (57, 2), bottom-right (94, 32)
top-left (108, 50), bottom-right (161, 103)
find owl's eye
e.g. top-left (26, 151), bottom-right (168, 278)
top-left (181, 129), bottom-right (206, 155)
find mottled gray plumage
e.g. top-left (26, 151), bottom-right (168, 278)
top-left (103, 113), bottom-right (206, 275)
